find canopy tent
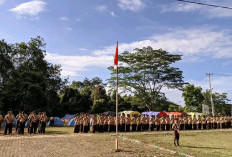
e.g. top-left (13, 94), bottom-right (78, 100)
top-left (48, 117), bottom-right (64, 127)
top-left (68, 119), bottom-right (75, 126)
top-left (119, 111), bottom-right (141, 118)
top-left (62, 114), bottom-right (75, 120)
top-left (187, 112), bottom-right (203, 118)
top-left (141, 112), bottom-right (159, 118)
top-left (166, 112), bottom-right (188, 117)
top-left (158, 112), bottom-right (168, 117)
top-left (102, 111), bottom-right (116, 116)
top-left (62, 114), bottom-right (76, 123)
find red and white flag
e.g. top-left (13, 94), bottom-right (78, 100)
top-left (114, 42), bottom-right (118, 69)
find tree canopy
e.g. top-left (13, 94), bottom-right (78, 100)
top-left (108, 46), bottom-right (185, 111)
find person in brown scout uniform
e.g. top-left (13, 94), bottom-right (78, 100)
top-left (120, 113), bottom-right (126, 132)
top-left (202, 116), bottom-right (206, 130)
top-left (0, 112), bottom-right (3, 131)
top-left (172, 118), bottom-right (180, 146)
top-left (150, 116), bottom-right (155, 131)
top-left (197, 115), bottom-right (202, 130)
top-left (213, 116), bottom-right (217, 129)
top-left (165, 116), bottom-right (171, 131)
top-left (40, 112), bottom-right (47, 134)
top-left (29, 111), bottom-right (38, 134)
top-left (216, 116), bottom-right (220, 129)
top-left (91, 115), bottom-right (97, 133)
top-left (188, 116), bottom-right (192, 130)
top-left (179, 116), bottom-right (184, 130)
top-left (206, 116), bottom-right (211, 130)
top-left (74, 116), bottom-right (80, 133)
top-left (155, 116), bottom-right (160, 131)
top-left (183, 116), bottom-right (188, 130)
top-left (145, 115), bottom-right (149, 131)
top-left (4, 111), bottom-right (14, 135)
top-left (80, 114), bottom-right (84, 133)
top-left (98, 115), bottom-right (104, 133)
top-left (136, 116), bottom-right (141, 132)
top-left (126, 114), bottom-right (131, 132)
top-left (160, 116), bottom-right (165, 131)
top-left (170, 115), bottom-right (175, 130)
top-left (83, 117), bottom-right (89, 133)
top-left (193, 115), bottom-right (197, 130)
top-left (108, 115), bottom-right (115, 132)
top-left (18, 111), bottom-right (26, 134)
top-left (104, 115), bottom-right (108, 132)
top-left (131, 115), bottom-right (137, 132)
top-left (141, 115), bottom-right (146, 131)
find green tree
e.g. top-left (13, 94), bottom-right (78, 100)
top-left (203, 91), bottom-right (230, 115)
top-left (91, 86), bottom-right (110, 113)
top-left (108, 46), bottom-right (185, 111)
top-left (0, 37), bottom-right (65, 115)
top-left (182, 84), bottom-right (204, 112)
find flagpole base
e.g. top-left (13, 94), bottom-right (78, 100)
top-left (115, 137), bottom-right (119, 152)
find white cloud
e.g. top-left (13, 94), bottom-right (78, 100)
top-left (78, 48), bottom-right (88, 51)
top-left (45, 53), bottom-right (113, 77)
top-left (93, 27), bottom-right (232, 59)
top-left (9, 1), bottom-right (46, 16)
top-left (118, 0), bottom-right (145, 11)
top-left (95, 5), bottom-right (108, 12)
top-left (161, 0), bottom-right (232, 18)
top-left (0, 0), bottom-right (6, 5)
top-left (110, 11), bottom-right (117, 17)
top-left (66, 27), bottom-right (72, 31)
top-left (60, 16), bottom-right (69, 21)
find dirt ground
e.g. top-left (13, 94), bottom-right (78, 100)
top-left (0, 127), bottom-right (178, 157)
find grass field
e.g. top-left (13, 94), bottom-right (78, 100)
top-left (0, 127), bottom-right (232, 157)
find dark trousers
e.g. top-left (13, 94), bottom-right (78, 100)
top-left (188, 124), bottom-right (192, 130)
top-left (41, 122), bottom-right (46, 134)
top-left (74, 125), bottom-right (80, 133)
top-left (120, 124), bottom-right (125, 132)
top-left (80, 124), bottom-right (83, 132)
top-left (156, 125), bottom-right (160, 131)
top-left (108, 125), bottom-right (115, 132)
top-left (104, 124), bottom-right (108, 132)
top-left (126, 124), bottom-right (130, 132)
top-left (161, 124), bottom-right (165, 131)
top-left (30, 122), bottom-right (37, 134)
top-left (150, 124), bottom-right (155, 131)
top-left (213, 123), bottom-right (217, 129)
top-left (83, 125), bottom-right (88, 133)
top-left (198, 123), bottom-right (201, 130)
top-left (99, 125), bottom-right (104, 133)
top-left (180, 124), bottom-right (184, 130)
top-left (166, 124), bottom-right (170, 131)
top-left (193, 124), bottom-right (197, 130)
top-left (146, 124), bottom-right (149, 131)
top-left (19, 122), bottom-right (25, 134)
top-left (132, 124), bottom-right (136, 131)
top-left (203, 124), bottom-right (206, 129)
top-left (4, 123), bottom-right (13, 135)
top-left (137, 124), bottom-right (141, 131)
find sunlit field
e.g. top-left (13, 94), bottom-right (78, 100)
top-left (0, 127), bottom-right (232, 157)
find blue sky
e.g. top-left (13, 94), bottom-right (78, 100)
top-left (0, 0), bottom-right (232, 105)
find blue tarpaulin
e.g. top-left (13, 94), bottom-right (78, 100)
top-left (62, 114), bottom-right (75, 120)
top-left (68, 119), bottom-right (75, 126)
top-left (48, 117), bottom-right (64, 127)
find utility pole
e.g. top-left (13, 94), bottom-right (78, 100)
top-left (206, 73), bottom-right (215, 116)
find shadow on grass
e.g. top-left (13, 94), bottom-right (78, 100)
top-left (46, 131), bottom-right (70, 135)
top-left (181, 145), bottom-right (223, 149)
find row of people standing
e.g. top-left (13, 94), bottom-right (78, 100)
top-left (73, 113), bottom-right (232, 133)
top-left (0, 111), bottom-right (47, 135)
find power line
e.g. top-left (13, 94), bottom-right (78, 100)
top-left (213, 73), bottom-right (232, 77)
top-left (173, 0), bottom-right (232, 10)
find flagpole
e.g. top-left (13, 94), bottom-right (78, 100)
top-left (115, 41), bottom-right (119, 152)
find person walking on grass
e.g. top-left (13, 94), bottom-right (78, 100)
top-left (172, 118), bottom-right (180, 147)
